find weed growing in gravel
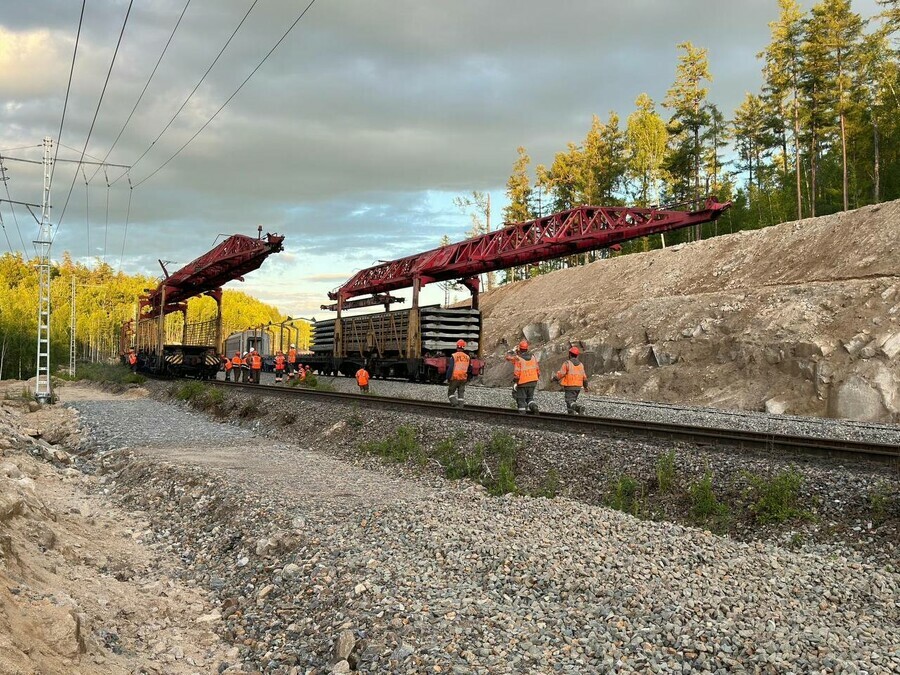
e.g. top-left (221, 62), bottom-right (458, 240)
top-left (362, 425), bottom-right (424, 464)
top-left (688, 471), bottom-right (730, 531)
top-left (290, 373), bottom-right (335, 391)
top-left (606, 474), bottom-right (644, 516)
top-left (478, 432), bottom-right (519, 496)
top-left (744, 468), bottom-right (806, 524)
top-left (434, 434), bottom-right (482, 480)
top-left (347, 413), bottom-right (365, 430)
top-left (655, 450), bottom-right (677, 493)
top-left (868, 480), bottom-right (896, 525)
top-left (533, 468), bottom-right (561, 499)
top-left (176, 381), bottom-right (206, 402)
top-left (238, 397), bottom-right (261, 419)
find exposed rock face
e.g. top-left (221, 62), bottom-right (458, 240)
top-left (478, 200), bottom-right (900, 422)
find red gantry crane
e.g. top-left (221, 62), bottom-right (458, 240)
top-left (325, 198), bottom-right (731, 358)
top-left (121, 230), bottom-right (284, 372)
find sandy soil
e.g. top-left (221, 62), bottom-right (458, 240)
top-left (0, 379), bottom-right (232, 674)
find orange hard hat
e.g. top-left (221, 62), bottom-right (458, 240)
top-left (456, 339), bottom-right (466, 348)
top-left (518, 340), bottom-right (529, 351)
top-left (569, 346), bottom-right (580, 356)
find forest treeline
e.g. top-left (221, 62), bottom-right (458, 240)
top-left (0, 252), bottom-right (294, 380)
top-left (476, 0), bottom-right (899, 281)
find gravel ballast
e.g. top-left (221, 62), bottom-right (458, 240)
top-left (68, 385), bottom-right (899, 674)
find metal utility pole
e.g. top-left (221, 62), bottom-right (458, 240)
top-left (34, 137), bottom-right (53, 403)
top-left (69, 275), bottom-right (76, 377)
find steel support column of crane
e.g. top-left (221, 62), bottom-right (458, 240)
top-left (329, 198), bottom-right (731, 303)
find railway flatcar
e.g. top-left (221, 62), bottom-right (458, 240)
top-left (303, 305), bottom-right (484, 382)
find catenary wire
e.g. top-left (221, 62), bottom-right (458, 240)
top-left (103, 168), bottom-right (110, 262)
top-left (0, 154), bottom-right (29, 253)
top-left (55, 0), bottom-right (134, 242)
top-left (134, 0), bottom-right (318, 188)
top-left (0, 145), bottom-right (42, 153)
top-left (118, 174), bottom-right (134, 273)
top-left (81, 164), bottom-right (90, 257)
top-left (88, 0), bottom-right (193, 184)
top-left (113, 0), bottom-right (260, 184)
top-left (0, 211), bottom-right (13, 253)
top-left (49, 0), bottom-right (86, 195)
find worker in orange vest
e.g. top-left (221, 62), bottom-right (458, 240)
top-left (230, 352), bottom-right (242, 382)
top-left (511, 340), bottom-right (540, 414)
top-left (355, 366), bottom-right (370, 393)
top-left (127, 348), bottom-right (138, 373)
top-left (223, 354), bottom-right (233, 381)
top-left (249, 348), bottom-right (263, 384)
top-left (274, 351), bottom-right (286, 383)
top-left (446, 339), bottom-right (471, 407)
top-left (552, 345), bottom-right (589, 415)
top-left (287, 344), bottom-right (297, 380)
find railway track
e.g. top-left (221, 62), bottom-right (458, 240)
top-left (205, 380), bottom-right (900, 465)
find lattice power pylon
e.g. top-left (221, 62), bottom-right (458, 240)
top-left (34, 136), bottom-right (53, 403)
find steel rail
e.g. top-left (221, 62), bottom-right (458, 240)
top-left (205, 380), bottom-right (900, 465)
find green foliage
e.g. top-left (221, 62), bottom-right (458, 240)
top-left (655, 450), bottom-right (677, 493)
top-left (606, 474), bottom-right (644, 516)
top-left (175, 381), bottom-right (207, 402)
top-left (57, 362), bottom-right (145, 385)
top-left (362, 425), bottom-right (424, 464)
top-left (534, 468), bottom-right (561, 499)
top-left (868, 481), bottom-right (895, 524)
top-left (431, 431), bottom-right (521, 496)
top-left (688, 472), bottom-right (730, 530)
top-left (238, 397), bottom-right (261, 419)
top-left (744, 469), bottom-right (806, 524)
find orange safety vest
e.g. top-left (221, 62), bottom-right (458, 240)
top-left (514, 356), bottom-right (539, 384)
top-left (127, 352), bottom-right (137, 366)
top-left (224, 358), bottom-right (233, 371)
top-left (450, 351), bottom-right (470, 381)
top-left (232, 355), bottom-right (243, 367)
top-left (356, 369), bottom-right (370, 386)
top-left (556, 360), bottom-right (586, 387)
top-left (288, 348), bottom-right (297, 364)
top-left (251, 354), bottom-right (262, 370)
top-left (275, 355), bottom-right (285, 370)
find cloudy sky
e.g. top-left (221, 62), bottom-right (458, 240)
top-left (0, 0), bottom-right (885, 318)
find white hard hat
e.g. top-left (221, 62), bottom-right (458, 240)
top-left (290, 343), bottom-right (296, 348)
top-left (249, 347), bottom-right (255, 352)
top-left (242, 351), bottom-right (248, 357)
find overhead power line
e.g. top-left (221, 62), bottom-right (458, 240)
top-left (49, 0), bottom-right (86, 194)
top-left (134, 0), bottom-right (319, 188)
top-left (88, 0), bottom-right (193, 184)
top-left (55, 0), bottom-right (135, 240)
top-left (115, 0), bottom-right (261, 183)
top-left (0, 154), bottom-right (29, 253)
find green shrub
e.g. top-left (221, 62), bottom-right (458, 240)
top-left (362, 425), bottom-right (423, 464)
top-left (688, 472), bottom-right (730, 530)
top-left (655, 450), bottom-right (677, 493)
top-left (745, 469), bottom-right (806, 524)
top-left (606, 475), bottom-right (643, 516)
top-left (479, 432), bottom-right (519, 496)
top-left (435, 434), bottom-right (482, 480)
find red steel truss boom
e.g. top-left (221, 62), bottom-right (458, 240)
top-left (141, 232), bottom-right (284, 315)
top-left (329, 198), bottom-right (731, 302)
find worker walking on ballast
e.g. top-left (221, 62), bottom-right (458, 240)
top-left (510, 340), bottom-right (540, 414)
top-left (446, 340), bottom-right (471, 407)
top-left (356, 365), bottom-right (370, 393)
top-left (552, 345), bottom-right (589, 415)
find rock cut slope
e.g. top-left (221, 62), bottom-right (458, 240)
top-left (479, 199), bottom-right (900, 421)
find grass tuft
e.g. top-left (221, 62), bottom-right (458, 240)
top-left (688, 471), bottom-right (730, 531)
top-left (655, 450), bottom-right (677, 493)
top-left (744, 468), bottom-right (806, 524)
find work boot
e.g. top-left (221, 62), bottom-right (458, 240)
top-left (448, 394), bottom-right (458, 407)
top-left (518, 408), bottom-right (527, 415)
top-left (457, 399), bottom-right (465, 408)
top-left (527, 401), bottom-right (539, 415)
top-left (574, 403), bottom-right (585, 415)
top-left (567, 406), bottom-right (576, 415)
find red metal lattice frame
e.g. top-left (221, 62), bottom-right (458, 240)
top-left (331, 199), bottom-right (730, 301)
top-left (141, 233), bottom-right (284, 315)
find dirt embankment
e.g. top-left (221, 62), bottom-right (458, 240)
top-left (0, 380), bottom-right (230, 674)
top-left (479, 200), bottom-right (900, 421)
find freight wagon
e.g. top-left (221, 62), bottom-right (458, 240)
top-left (304, 305), bottom-right (484, 382)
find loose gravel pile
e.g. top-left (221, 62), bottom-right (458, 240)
top-left (68, 388), bottom-right (899, 674)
